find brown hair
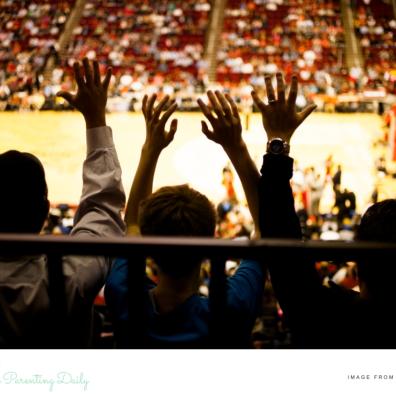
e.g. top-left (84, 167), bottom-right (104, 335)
top-left (138, 184), bottom-right (216, 237)
top-left (138, 184), bottom-right (216, 276)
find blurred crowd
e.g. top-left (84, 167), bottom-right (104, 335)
top-left (0, 0), bottom-right (211, 111)
top-left (218, 0), bottom-right (346, 93)
top-left (0, 0), bottom-right (74, 110)
top-left (353, 0), bottom-right (396, 94)
top-left (0, 0), bottom-right (395, 112)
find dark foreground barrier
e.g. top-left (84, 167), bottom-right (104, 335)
top-left (1, 234), bottom-right (396, 348)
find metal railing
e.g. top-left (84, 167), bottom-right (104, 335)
top-left (1, 234), bottom-right (396, 348)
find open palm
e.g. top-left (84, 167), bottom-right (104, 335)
top-left (252, 73), bottom-right (316, 143)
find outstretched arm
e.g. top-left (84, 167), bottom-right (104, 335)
top-left (253, 73), bottom-right (325, 345)
top-left (56, 59), bottom-right (126, 318)
top-left (57, 58), bottom-right (125, 240)
top-left (198, 91), bottom-right (265, 340)
top-left (251, 74), bottom-right (316, 238)
top-left (124, 94), bottom-right (178, 235)
top-left (198, 91), bottom-right (260, 237)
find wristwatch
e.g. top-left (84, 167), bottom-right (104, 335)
top-left (266, 138), bottom-right (290, 155)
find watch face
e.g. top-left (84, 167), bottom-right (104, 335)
top-left (269, 139), bottom-right (284, 154)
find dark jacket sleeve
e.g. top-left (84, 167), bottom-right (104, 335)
top-left (259, 154), bottom-right (301, 239)
top-left (258, 154), bottom-right (326, 346)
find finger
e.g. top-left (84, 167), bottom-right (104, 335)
top-left (201, 120), bottom-right (214, 141)
top-left (225, 93), bottom-right (240, 120)
top-left (215, 91), bottom-right (232, 118)
top-left (197, 98), bottom-right (216, 124)
top-left (265, 75), bottom-right (276, 103)
top-left (142, 94), bottom-right (148, 118)
top-left (102, 67), bottom-right (112, 91)
top-left (167, 119), bottom-right (178, 143)
top-left (82, 58), bottom-right (94, 86)
top-left (56, 91), bottom-right (74, 105)
top-left (288, 75), bottom-right (298, 105)
top-left (146, 94), bottom-right (157, 119)
top-left (159, 102), bottom-right (178, 127)
top-left (297, 104), bottom-right (317, 125)
top-left (207, 91), bottom-right (225, 121)
top-left (276, 72), bottom-right (285, 102)
top-left (93, 60), bottom-right (100, 85)
top-left (152, 95), bottom-right (170, 123)
top-left (73, 62), bottom-right (85, 88)
top-left (251, 90), bottom-right (266, 112)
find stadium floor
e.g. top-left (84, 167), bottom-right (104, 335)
top-left (0, 111), bottom-right (386, 211)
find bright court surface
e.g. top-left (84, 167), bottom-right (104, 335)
top-left (0, 111), bottom-right (385, 212)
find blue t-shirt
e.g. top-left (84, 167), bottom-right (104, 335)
top-left (105, 258), bottom-right (265, 348)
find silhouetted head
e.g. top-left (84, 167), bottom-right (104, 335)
top-left (0, 150), bottom-right (49, 233)
top-left (356, 199), bottom-right (396, 299)
top-left (138, 184), bottom-right (216, 277)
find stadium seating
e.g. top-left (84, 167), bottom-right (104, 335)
top-left (0, 0), bottom-right (394, 109)
top-left (354, 0), bottom-right (396, 94)
top-left (63, 0), bottom-right (211, 93)
top-left (217, 0), bottom-right (346, 93)
top-left (0, 0), bottom-right (75, 94)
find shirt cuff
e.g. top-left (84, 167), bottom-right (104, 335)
top-left (86, 126), bottom-right (114, 153)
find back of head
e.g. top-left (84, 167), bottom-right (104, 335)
top-left (356, 199), bottom-right (396, 298)
top-left (0, 150), bottom-right (49, 233)
top-left (138, 184), bottom-right (216, 276)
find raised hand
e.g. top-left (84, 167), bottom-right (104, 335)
top-left (252, 73), bottom-right (316, 143)
top-left (198, 91), bottom-right (244, 153)
top-left (124, 95), bottom-right (178, 233)
top-left (57, 58), bottom-right (111, 128)
top-left (142, 94), bottom-right (178, 155)
top-left (198, 90), bottom-right (261, 234)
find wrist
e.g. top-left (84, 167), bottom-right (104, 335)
top-left (223, 140), bottom-right (248, 158)
top-left (225, 142), bottom-right (252, 170)
top-left (84, 114), bottom-right (106, 129)
top-left (141, 143), bottom-right (162, 159)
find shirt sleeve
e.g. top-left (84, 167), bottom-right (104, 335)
top-left (258, 154), bottom-right (326, 346)
top-left (63, 125), bottom-right (126, 307)
top-left (259, 154), bottom-right (301, 239)
top-left (71, 125), bottom-right (126, 239)
top-left (227, 259), bottom-right (265, 318)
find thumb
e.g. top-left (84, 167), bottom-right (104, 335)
top-left (56, 91), bottom-right (74, 105)
top-left (298, 104), bottom-right (317, 124)
top-left (201, 120), bottom-right (213, 140)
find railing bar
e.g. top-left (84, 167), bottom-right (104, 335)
top-left (46, 253), bottom-right (67, 348)
top-left (127, 254), bottom-right (148, 348)
top-left (2, 235), bottom-right (396, 348)
top-left (1, 233), bottom-right (396, 249)
top-left (0, 235), bottom-right (395, 260)
top-left (209, 257), bottom-right (227, 348)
